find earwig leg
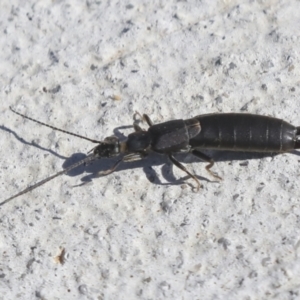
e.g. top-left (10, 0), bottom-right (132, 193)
top-left (133, 112), bottom-right (146, 131)
top-left (133, 111), bottom-right (143, 120)
top-left (134, 124), bottom-right (144, 132)
top-left (191, 150), bottom-right (222, 180)
top-left (133, 112), bottom-right (154, 128)
top-left (168, 154), bottom-right (201, 191)
top-left (123, 152), bottom-right (147, 162)
top-left (96, 152), bottom-right (147, 177)
top-left (142, 114), bottom-right (153, 126)
top-left (96, 159), bottom-right (122, 177)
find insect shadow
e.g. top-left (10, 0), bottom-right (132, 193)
top-left (0, 125), bottom-right (67, 160)
top-left (61, 146), bottom-right (291, 188)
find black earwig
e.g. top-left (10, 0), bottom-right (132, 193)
top-left (1, 107), bottom-right (300, 206)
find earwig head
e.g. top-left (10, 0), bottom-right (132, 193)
top-left (93, 136), bottom-right (120, 158)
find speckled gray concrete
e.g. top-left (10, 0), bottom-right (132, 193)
top-left (1, 0), bottom-right (300, 299)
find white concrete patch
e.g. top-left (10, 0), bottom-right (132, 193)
top-left (1, 0), bottom-right (300, 299)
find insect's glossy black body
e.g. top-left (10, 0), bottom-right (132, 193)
top-left (190, 113), bottom-right (299, 152)
top-left (2, 108), bottom-right (300, 206)
top-left (129, 113), bottom-right (299, 154)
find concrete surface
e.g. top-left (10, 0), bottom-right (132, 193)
top-left (1, 0), bottom-right (300, 299)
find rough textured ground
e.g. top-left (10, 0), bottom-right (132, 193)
top-left (1, 1), bottom-right (300, 299)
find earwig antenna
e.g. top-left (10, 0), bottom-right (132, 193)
top-left (0, 155), bottom-right (97, 206)
top-left (10, 106), bottom-right (101, 144)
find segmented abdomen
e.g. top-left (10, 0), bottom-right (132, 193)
top-left (189, 113), bottom-right (296, 152)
